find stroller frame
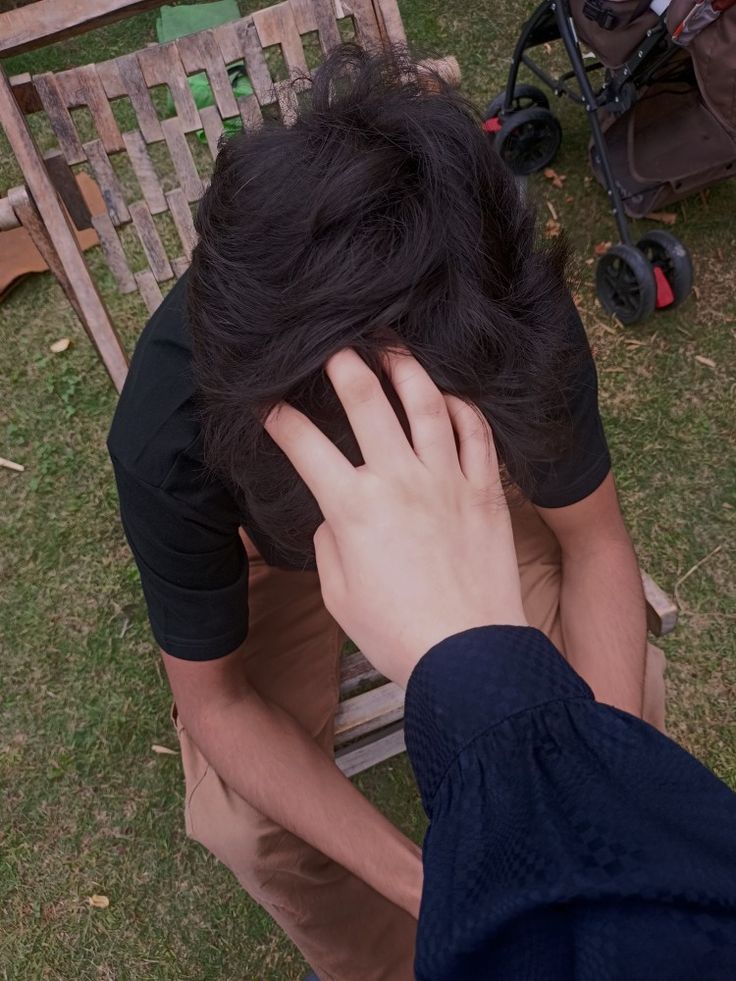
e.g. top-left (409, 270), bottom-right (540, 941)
top-left (500, 0), bottom-right (678, 246)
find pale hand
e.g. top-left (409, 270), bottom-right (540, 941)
top-left (265, 349), bottom-right (527, 689)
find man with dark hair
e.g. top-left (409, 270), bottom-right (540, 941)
top-left (109, 46), bottom-right (664, 980)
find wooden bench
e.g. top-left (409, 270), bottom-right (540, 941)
top-left (0, 0), bottom-right (459, 391)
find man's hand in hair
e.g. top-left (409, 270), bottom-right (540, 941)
top-left (265, 349), bottom-right (527, 688)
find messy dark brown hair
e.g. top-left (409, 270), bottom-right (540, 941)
top-left (189, 44), bottom-right (577, 566)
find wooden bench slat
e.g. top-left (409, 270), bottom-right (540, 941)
top-left (165, 187), bottom-right (197, 261)
top-left (336, 722), bottom-right (406, 777)
top-left (199, 104), bottom-right (225, 160)
top-left (138, 42), bottom-right (201, 134)
top-left (34, 72), bottom-right (85, 165)
top-left (44, 149), bottom-right (92, 230)
top-left (334, 681), bottom-right (405, 747)
top-left (56, 64), bottom-right (125, 153)
top-left (642, 571), bottom-right (678, 637)
top-left (171, 255), bottom-right (190, 279)
top-left (290, 0), bottom-right (342, 53)
top-left (100, 54), bottom-right (164, 145)
top-left (122, 129), bottom-right (167, 214)
top-left (161, 116), bottom-right (205, 203)
top-left (343, 0), bottom-right (383, 46)
top-left (134, 267), bottom-right (164, 313)
top-left (340, 650), bottom-right (382, 697)
top-left (252, 2), bottom-right (309, 76)
top-left (91, 212), bottom-right (136, 293)
top-left (234, 20), bottom-right (277, 106)
top-left (373, 0), bottom-right (407, 45)
top-left (129, 200), bottom-right (173, 282)
top-left (238, 93), bottom-right (264, 132)
top-left (177, 30), bottom-right (240, 120)
top-left (83, 139), bottom-right (130, 225)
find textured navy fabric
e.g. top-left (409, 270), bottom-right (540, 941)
top-left (405, 627), bottom-right (736, 980)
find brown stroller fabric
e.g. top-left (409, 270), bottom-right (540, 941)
top-left (571, 0), bottom-right (736, 132)
top-left (689, 6), bottom-right (736, 134)
top-left (570, 0), bottom-right (736, 214)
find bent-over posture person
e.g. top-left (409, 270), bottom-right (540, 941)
top-left (265, 348), bottom-right (736, 981)
top-left (109, 45), bottom-right (665, 980)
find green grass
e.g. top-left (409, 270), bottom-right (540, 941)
top-left (1, 1), bottom-right (735, 978)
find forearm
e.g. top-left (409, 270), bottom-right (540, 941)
top-left (187, 687), bottom-right (422, 916)
top-left (559, 539), bottom-right (647, 716)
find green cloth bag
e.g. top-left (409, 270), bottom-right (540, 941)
top-left (156, 1), bottom-right (254, 142)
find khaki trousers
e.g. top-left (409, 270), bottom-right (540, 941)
top-left (173, 502), bottom-right (666, 981)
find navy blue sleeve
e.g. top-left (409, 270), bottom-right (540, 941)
top-left (405, 627), bottom-right (736, 980)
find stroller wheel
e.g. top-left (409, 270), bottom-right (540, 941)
top-left (494, 107), bottom-right (562, 176)
top-left (596, 245), bottom-right (656, 325)
top-left (484, 84), bottom-right (550, 122)
top-left (636, 231), bottom-right (693, 310)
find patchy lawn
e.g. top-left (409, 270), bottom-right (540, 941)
top-left (1, 1), bottom-right (734, 978)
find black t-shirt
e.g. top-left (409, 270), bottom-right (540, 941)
top-left (108, 273), bottom-right (611, 661)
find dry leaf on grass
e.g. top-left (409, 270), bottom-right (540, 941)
top-left (545, 218), bottom-right (561, 239)
top-left (645, 212), bottom-right (677, 226)
top-left (151, 744), bottom-right (178, 756)
top-left (50, 338), bottom-right (71, 354)
top-left (585, 257), bottom-right (595, 266)
top-left (694, 355), bottom-right (716, 369)
top-left (87, 894), bottom-right (109, 909)
top-left (594, 241), bottom-right (612, 256)
top-left (0, 457), bottom-right (24, 472)
top-left (543, 168), bottom-right (566, 190)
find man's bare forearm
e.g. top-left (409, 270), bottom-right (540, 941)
top-left (186, 685), bottom-right (423, 916)
top-left (559, 539), bottom-right (647, 716)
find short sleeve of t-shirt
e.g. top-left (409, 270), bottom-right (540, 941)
top-left (108, 276), bottom-right (249, 661)
top-left (527, 306), bottom-right (611, 509)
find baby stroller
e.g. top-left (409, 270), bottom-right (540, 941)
top-left (483, 0), bottom-right (736, 323)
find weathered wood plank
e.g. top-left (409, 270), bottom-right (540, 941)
top-left (44, 149), bottom-right (92, 229)
top-left (99, 54), bottom-right (164, 145)
top-left (161, 117), bottom-right (205, 203)
top-left (373, 0), bottom-right (407, 45)
top-left (138, 42), bottom-right (201, 133)
top-left (642, 571), bottom-right (678, 637)
top-left (0, 0), bottom-right (167, 58)
top-left (122, 129), bottom-right (167, 214)
top-left (233, 19), bottom-right (276, 106)
top-left (0, 67), bottom-right (128, 390)
top-left (135, 267), bottom-right (164, 313)
top-left (238, 94), bottom-right (263, 132)
top-left (334, 682), bottom-right (405, 747)
top-left (56, 64), bottom-right (124, 152)
top-left (166, 187), bottom-right (197, 261)
top-left (199, 104), bottom-right (225, 160)
top-left (252, 2), bottom-right (309, 76)
top-left (83, 139), bottom-right (130, 225)
top-left (339, 650), bottom-right (382, 697)
top-left (9, 72), bottom-right (43, 115)
top-left (343, 0), bottom-right (382, 47)
top-left (171, 255), bottom-right (190, 278)
top-left (91, 212), bottom-right (137, 293)
top-left (33, 72), bottom-right (85, 165)
top-left (177, 29), bottom-right (240, 120)
top-left (129, 200), bottom-right (173, 282)
top-left (290, 0), bottom-right (342, 53)
top-left (336, 723), bottom-right (406, 777)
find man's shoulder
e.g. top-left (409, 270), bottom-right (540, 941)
top-left (108, 273), bottom-right (201, 488)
